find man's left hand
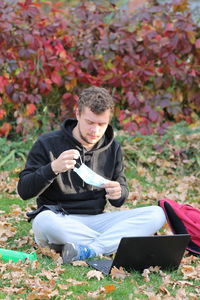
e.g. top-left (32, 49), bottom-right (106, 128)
top-left (103, 181), bottom-right (121, 200)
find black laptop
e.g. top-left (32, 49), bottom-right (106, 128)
top-left (87, 234), bottom-right (190, 275)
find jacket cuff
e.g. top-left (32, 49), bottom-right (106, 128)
top-left (40, 163), bottom-right (58, 180)
top-left (108, 185), bottom-right (129, 207)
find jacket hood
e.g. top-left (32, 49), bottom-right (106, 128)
top-left (61, 118), bottom-right (114, 154)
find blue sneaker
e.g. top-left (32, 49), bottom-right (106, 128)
top-left (62, 242), bottom-right (96, 264)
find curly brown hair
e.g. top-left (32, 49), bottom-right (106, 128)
top-left (78, 86), bottom-right (114, 115)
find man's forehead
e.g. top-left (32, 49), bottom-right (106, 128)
top-left (82, 107), bottom-right (111, 121)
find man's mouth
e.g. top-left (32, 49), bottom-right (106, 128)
top-left (88, 135), bottom-right (98, 139)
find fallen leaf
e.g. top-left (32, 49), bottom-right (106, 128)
top-left (142, 268), bottom-right (150, 282)
top-left (181, 264), bottom-right (198, 280)
top-left (26, 288), bottom-right (59, 300)
top-left (1, 286), bottom-right (25, 294)
top-left (87, 289), bottom-right (102, 298)
top-left (181, 255), bottom-right (199, 265)
top-left (36, 246), bottom-right (63, 265)
top-left (57, 283), bottom-right (69, 290)
top-left (110, 266), bottom-right (129, 279)
top-left (148, 266), bottom-right (161, 272)
top-left (159, 285), bottom-right (170, 295)
top-left (86, 284), bottom-right (116, 298)
top-left (103, 284), bottom-right (116, 293)
top-left (66, 278), bottom-right (88, 285)
top-left (175, 280), bottom-right (200, 288)
top-left (71, 260), bottom-right (88, 267)
top-left (86, 270), bottom-right (104, 280)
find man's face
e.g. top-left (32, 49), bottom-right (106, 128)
top-left (75, 106), bottom-right (111, 148)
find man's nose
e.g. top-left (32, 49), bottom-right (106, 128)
top-left (91, 125), bottom-right (99, 134)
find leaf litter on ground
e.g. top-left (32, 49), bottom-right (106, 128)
top-left (0, 124), bottom-right (200, 299)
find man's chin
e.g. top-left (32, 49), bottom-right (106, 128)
top-left (87, 140), bottom-right (97, 146)
top-left (87, 136), bottom-right (100, 144)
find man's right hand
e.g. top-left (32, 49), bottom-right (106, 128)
top-left (51, 149), bottom-right (80, 174)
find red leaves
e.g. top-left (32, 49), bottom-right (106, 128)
top-left (195, 39), bottom-right (200, 49)
top-left (0, 76), bottom-right (9, 93)
top-left (51, 71), bottom-right (62, 86)
top-left (18, 0), bottom-right (32, 9)
top-left (0, 122), bottom-right (12, 137)
top-left (26, 104), bottom-right (36, 116)
top-left (0, 109), bottom-right (6, 120)
top-left (0, 0), bottom-right (199, 137)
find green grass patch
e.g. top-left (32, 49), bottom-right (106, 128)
top-left (0, 122), bottom-right (200, 299)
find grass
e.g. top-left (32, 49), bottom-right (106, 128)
top-left (0, 121), bottom-right (200, 299)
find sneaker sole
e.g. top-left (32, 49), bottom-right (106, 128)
top-left (62, 243), bottom-right (78, 264)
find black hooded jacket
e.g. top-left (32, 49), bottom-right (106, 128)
top-left (17, 119), bottom-right (129, 219)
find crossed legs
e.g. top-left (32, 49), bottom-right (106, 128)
top-left (32, 206), bottom-right (166, 256)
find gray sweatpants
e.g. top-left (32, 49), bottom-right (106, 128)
top-left (32, 206), bottom-right (166, 255)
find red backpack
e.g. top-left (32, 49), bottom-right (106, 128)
top-left (158, 198), bottom-right (200, 256)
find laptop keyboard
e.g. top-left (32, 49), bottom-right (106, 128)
top-left (87, 259), bottom-right (113, 275)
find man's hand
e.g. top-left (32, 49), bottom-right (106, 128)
top-left (103, 181), bottom-right (121, 200)
top-left (51, 149), bottom-right (80, 174)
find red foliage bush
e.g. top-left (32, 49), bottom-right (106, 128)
top-left (0, 0), bottom-right (200, 138)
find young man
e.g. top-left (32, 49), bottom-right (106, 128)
top-left (17, 86), bottom-right (166, 263)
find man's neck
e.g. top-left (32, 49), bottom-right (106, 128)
top-left (72, 126), bottom-right (94, 151)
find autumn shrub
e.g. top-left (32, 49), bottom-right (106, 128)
top-left (0, 0), bottom-right (200, 138)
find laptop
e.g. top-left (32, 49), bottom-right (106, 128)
top-left (87, 234), bottom-right (190, 275)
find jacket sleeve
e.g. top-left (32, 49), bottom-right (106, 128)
top-left (17, 138), bottom-right (57, 200)
top-left (108, 144), bottom-right (129, 207)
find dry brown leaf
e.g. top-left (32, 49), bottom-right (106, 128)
top-left (86, 284), bottom-right (116, 299)
top-left (110, 265), bottom-right (129, 279)
top-left (181, 264), bottom-right (199, 280)
top-left (71, 260), bottom-right (88, 267)
top-left (57, 283), bottom-right (69, 290)
top-left (38, 269), bottom-right (58, 281)
top-left (12, 235), bottom-right (35, 249)
top-left (26, 288), bottom-right (59, 300)
top-left (31, 259), bottom-right (40, 269)
top-left (87, 289), bottom-right (103, 298)
top-left (103, 284), bottom-right (116, 293)
top-left (36, 246), bottom-right (63, 265)
top-left (10, 204), bottom-right (23, 215)
top-left (0, 172), bottom-right (19, 195)
top-left (188, 295), bottom-right (199, 300)
top-left (62, 291), bottom-right (73, 297)
top-left (86, 269), bottom-right (104, 280)
top-left (1, 286), bottom-right (25, 294)
top-left (142, 286), bottom-right (161, 299)
top-left (66, 278), bottom-right (88, 285)
top-left (181, 255), bottom-right (199, 265)
top-left (0, 222), bottom-right (16, 242)
top-left (175, 280), bottom-right (200, 288)
top-left (142, 268), bottom-right (150, 282)
top-left (175, 287), bottom-right (188, 299)
top-left (147, 296), bottom-right (162, 300)
top-left (159, 285), bottom-right (170, 296)
top-left (148, 266), bottom-right (161, 272)
top-left (53, 265), bottom-right (65, 274)
top-left (160, 273), bottom-right (172, 285)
